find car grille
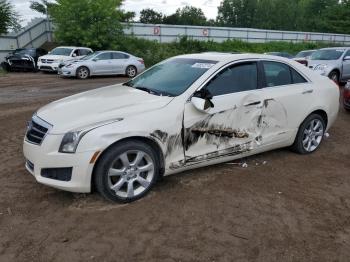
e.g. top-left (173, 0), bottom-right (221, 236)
top-left (26, 115), bottom-right (52, 145)
top-left (41, 59), bottom-right (54, 64)
top-left (26, 160), bottom-right (34, 172)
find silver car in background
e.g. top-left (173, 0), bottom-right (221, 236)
top-left (58, 51), bottom-right (145, 79)
top-left (308, 47), bottom-right (350, 83)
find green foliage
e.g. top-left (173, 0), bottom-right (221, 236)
top-left (116, 36), bottom-right (333, 67)
top-left (140, 6), bottom-right (209, 26)
top-left (30, 0), bottom-right (57, 15)
top-left (0, 0), bottom-right (21, 35)
top-left (140, 8), bottom-right (163, 24)
top-left (50, 0), bottom-right (125, 50)
top-left (216, 0), bottom-right (346, 33)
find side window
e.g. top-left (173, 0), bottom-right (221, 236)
top-left (263, 61), bottom-right (292, 87)
top-left (72, 49), bottom-right (80, 57)
top-left (344, 49), bottom-right (350, 58)
top-left (95, 52), bottom-right (112, 60)
top-left (112, 52), bottom-right (128, 59)
top-left (79, 49), bottom-right (91, 56)
top-left (291, 68), bottom-right (307, 84)
top-left (206, 62), bottom-right (258, 96)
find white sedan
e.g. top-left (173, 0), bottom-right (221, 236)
top-left (58, 51), bottom-right (145, 79)
top-left (23, 53), bottom-right (339, 203)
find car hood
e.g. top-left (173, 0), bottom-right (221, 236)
top-left (6, 54), bottom-right (35, 61)
top-left (37, 84), bottom-right (174, 134)
top-left (39, 54), bottom-right (71, 61)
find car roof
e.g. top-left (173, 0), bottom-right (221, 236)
top-left (175, 53), bottom-right (293, 63)
top-left (54, 46), bottom-right (92, 49)
top-left (320, 47), bottom-right (350, 50)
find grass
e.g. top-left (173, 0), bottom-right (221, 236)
top-left (0, 67), bottom-right (7, 77)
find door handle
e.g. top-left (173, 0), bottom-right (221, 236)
top-left (302, 89), bottom-right (313, 94)
top-left (244, 101), bottom-right (261, 107)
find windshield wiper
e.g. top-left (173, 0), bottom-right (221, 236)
top-left (134, 86), bottom-right (174, 97)
top-left (123, 81), bottom-right (133, 87)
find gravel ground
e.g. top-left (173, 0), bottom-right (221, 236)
top-left (0, 72), bottom-right (349, 262)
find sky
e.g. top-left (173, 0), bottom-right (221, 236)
top-left (8, 0), bottom-right (222, 26)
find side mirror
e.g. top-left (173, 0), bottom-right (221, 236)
top-left (344, 56), bottom-right (350, 61)
top-left (191, 89), bottom-right (214, 113)
top-left (72, 53), bottom-right (77, 57)
top-left (92, 58), bottom-right (97, 62)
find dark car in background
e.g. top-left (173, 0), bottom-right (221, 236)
top-left (1, 48), bottom-right (47, 72)
top-left (293, 50), bottom-right (316, 66)
top-left (264, 52), bottom-right (294, 59)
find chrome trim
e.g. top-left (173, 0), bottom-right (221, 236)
top-left (25, 114), bottom-right (53, 146)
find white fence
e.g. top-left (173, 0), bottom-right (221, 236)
top-left (1, 19), bottom-right (350, 63)
top-left (125, 23), bottom-right (350, 44)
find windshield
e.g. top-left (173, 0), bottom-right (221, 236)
top-left (126, 58), bottom-right (218, 96)
top-left (81, 51), bottom-right (101, 60)
top-left (310, 49), bottom-right (344, 60)
top-left (295, 51), bottom-right (314, 58)
top-left (13, 49), bottom-right (35, 56)
top-left (50, 47), bottom-right (73, 56)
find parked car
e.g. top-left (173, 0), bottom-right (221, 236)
top-left (293, 50), bottom-right (316, 66)
top-left (308, 47), bottom-right (350, 83)
top-left (23, 53), bottom-right (339, 203)
top-left (264, 52), bottom-right (294, 59)
top-left (58, 51), bottom-right (145, 79)
top-left (1, 48), bottom-right (47, 71)
top-left (344, 81), bottom-right (350, 112)
top-left (37, 46), bottom-right (93, 72)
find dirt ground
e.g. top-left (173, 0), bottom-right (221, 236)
top-left (0, 72), bottom-right (349, 262)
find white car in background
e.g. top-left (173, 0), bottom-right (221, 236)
top-left (37, 46), bottom-right (93, 72)
top-left (58, 51), bottom-right (145, 79)
top-left (23, 53), bottom-right (339, 203)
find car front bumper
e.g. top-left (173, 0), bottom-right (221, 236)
top-left (58, 67), bottom-right (77, 77)
top-left (38, 62), bottom-right (60, 72)
top-left (23, 135), bottom-right (96, 193)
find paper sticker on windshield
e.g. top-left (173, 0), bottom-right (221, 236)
top-left (336, 49), bottom-right (345, 52)
top-left (191, 63), bottom-right (215, 69)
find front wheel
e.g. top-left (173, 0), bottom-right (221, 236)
top-left (94, 141), bottom-right (160, 203)
top-left (126, 65), bottom-right (137, 78)
top-left (76, 66), bottom-right (90, 79)
top-left (328, 71), bottom-right (339, 83)
top-left (291, 114), bottom-right (325, 154)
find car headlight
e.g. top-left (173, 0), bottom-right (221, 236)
top-left (58, 118), bottom-right (123, 153)
top-left (315, 64), bottom-right (327, 71)
top-left (38, 58), bottom-right (41, 62)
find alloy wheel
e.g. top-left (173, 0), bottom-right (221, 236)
top-left (302, 119), bottom-right (324, 152)
top-left (108, 150), bottom-right (154, 198)
top-left (127, 66), bottom-right (136, 78)
top-left (78, 67), bottom-right (89, 79)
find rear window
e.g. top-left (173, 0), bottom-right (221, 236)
top-left (263, 61), bottom-right (307, 87)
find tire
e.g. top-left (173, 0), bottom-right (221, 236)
top-left (126, 65), bottom-right (137, 78)
top-left (76, 66), bottom-right (90, 79)
top-left (328, 71), bottom-right (339, 83)
top-left (291, 114), bottom-right (326, 154)
top-left (94, 140), bottom-right (160, 203)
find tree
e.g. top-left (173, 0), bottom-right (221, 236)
top-left (139, 8), bottom-right (163, 24)
top-left (50, 0), bottom-right (125, 50)
top-left (30, 0), bottom-right (57, 15)
top-left (0, 0), bottom-right (21, 35)
top-left (163, 6), bottom-right (208, 26)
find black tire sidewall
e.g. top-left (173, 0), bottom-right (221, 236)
top-left (292, 114), bottom-right (325, 154)
top-left (76, 66), bottom-right (89, 79)
top-left (94, 141), bottom-right (159, 203)
top-left (329, 71), bottom-right (339, 83)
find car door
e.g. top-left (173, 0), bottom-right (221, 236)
top-left (259, 60), bottom-right (313, 146)
top-left (111, 52), bottom-right (129, 74)
top-left (182, 61), bottom-right (265, 166)
top-left (341, 49), bottom-right (350, 80)
top-left (91, 52), bottom-right (113, 74)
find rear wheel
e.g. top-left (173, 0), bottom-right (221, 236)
top-left (126, 65), bottom-right (137, 78)
top-left (76, 66), bottom-right (90, 79)
top-left (291, 114), bottom-right (325, 154)
top-left (94, 141), bottom-right (159, 203)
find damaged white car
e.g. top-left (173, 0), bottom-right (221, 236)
top-left (23, 53), bottom-right (339, 203)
